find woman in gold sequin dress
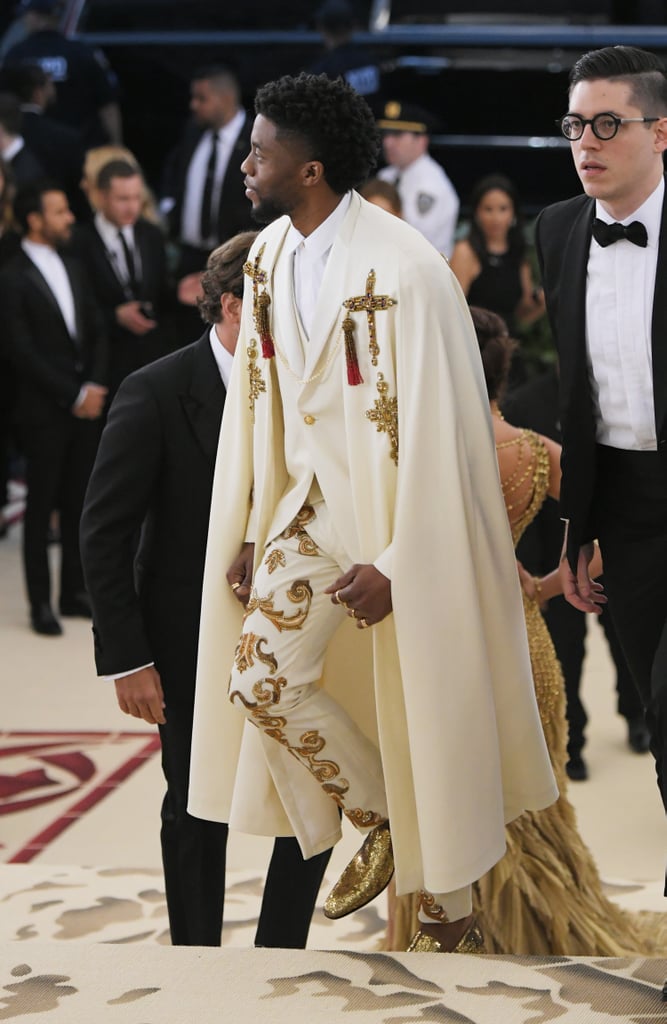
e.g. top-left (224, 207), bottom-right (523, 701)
top-left (386, 307), bottom-right (663, 956)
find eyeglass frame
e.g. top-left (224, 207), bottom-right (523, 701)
top-left (556, 112), bottom-right (660, 141)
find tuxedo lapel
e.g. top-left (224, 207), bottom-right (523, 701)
top-left (179, 335), bottom-right (225, 466)
top-left (556, 198), bottom-right (594, 393)
top-left (651, 180), bottom-right (667, 441)
top-left (23, 258), bottom-right (64, 321)
top-left (62, 256), bottom-right (84, 344)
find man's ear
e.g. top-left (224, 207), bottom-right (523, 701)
top-left (302, 160), bottom-right (325, 188)
top-left (220, 291), bottom-right (242, 325)
top-left (654, 116), bottom-right (667, 154)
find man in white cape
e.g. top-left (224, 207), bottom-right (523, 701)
top-left (189, 72), bottom-right (557, 952)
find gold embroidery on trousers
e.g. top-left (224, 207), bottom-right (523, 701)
top-left (264, 549), bottom-right (287, 574)
top-left (230, 677), bottom-right (352, 804)
top-left (418, 890), bottom-right (449, 922)
top-left (280, 506), bottom-right (319, 556)
top-left (247, 339), bottom-right (266, 419)
top-left (345, 807), bottom-right (386, 828)
top-left (343, 269), bottom-right (396, 367)
top-left (245, 580), bottom-right (313, 632)
top-left (366, 372), bottom-right (399, 465)
top-left (234, 633), bottom-right (278, 675)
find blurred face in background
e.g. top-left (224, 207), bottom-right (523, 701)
top-left (474, 188), bottom-right (515, 245)
top-left (381, 130), bottom-right (427, 171)
top-left (98, 173), bottom-right (143, 227)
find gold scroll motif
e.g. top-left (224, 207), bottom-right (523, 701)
top-left (245, 579), bottom-right (313, 632)
top-left (234, 632), bottom-right (279, 675)
top-left (229, 678), bottom-right (352, 804)
top-left (417, 890), bottom-right (449, 922)
top-left (264, 549), bottom-right (287, 574)
top-left (246, 339), bottom-right (265, 420)
top-left (280, 505), bottom-right (319, 556)
top-left (366, 372), bottom-right (399, 465)
top-left (343, 269), bottom-right (396, 367)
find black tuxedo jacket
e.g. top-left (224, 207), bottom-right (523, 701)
top-left (162, 114), bottom-right (254, 248)
top-left (535, 181), bottom-right (667, 568)
top-left (69, 218), bottom-right (173, 392)
top-left (80, 333), bottom-right (225, 697)
top-left (0, 247), bottom-right (107, 425)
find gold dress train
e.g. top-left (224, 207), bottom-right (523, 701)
top-left (385, 430), bottom-right (665, 955)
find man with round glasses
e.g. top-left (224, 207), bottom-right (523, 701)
top-left (536, 46), bottom-right (667, 988)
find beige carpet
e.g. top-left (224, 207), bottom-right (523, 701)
top-left (1, 944), bottom-right (666, 1022)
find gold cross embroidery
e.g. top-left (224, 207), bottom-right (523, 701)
top-left (243, 244), bottom-right (275, 358)
top-left (343, 269), bottom-right (396, 366)
top-left (366, 373), bottom-right (398, 465)
top-left (247, 339), bottom-right (266, 420)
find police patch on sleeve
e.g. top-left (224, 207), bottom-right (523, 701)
top-left (417, 192), bottom-right (435, 215)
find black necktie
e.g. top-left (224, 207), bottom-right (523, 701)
top-left (117, 229), bottom-right (138, 294)
top-left (592, 218), bottom-right (648, 248)
top-left (199, 131), bottom-right (219, 242)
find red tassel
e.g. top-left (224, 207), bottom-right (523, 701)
top-left (342, 314), bottom-right (364, 385)
top-left (260, 330), bottom-right (275, 359)
top-left (257, 292), bottom-right (275, 359)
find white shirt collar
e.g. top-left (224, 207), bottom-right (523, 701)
top-left (284, 191), bottom-right (352, 259)
top-left (595, 176), bottom-right (664, 249)
top-left (209, 324), bottom-right (234, 389)
top-left (94, 210), bottom-right (134, 249)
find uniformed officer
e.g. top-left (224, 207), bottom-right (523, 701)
top-left (377, 100), bottom-right (459, 257)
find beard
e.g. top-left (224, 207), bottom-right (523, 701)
top-left (250, 195), bottom-right (292, 225)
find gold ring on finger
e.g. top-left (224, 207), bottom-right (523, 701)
top-left (231, 582), bottom-right (241, 591)
top-left (336, 589), bottom-right (349, 609)
top-left (360, 617), bottom-right (369, 629)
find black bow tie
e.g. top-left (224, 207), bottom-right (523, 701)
top-left (592, 218), bottom-right (648, 248)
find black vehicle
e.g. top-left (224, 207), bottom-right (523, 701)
top-left (46, 0), bottom-right (667, 209)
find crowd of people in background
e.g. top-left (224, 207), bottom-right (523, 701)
top-left (0, 0), bottom-right (662, 976)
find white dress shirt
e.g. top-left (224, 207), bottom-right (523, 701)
top-left (586, 177), bottom-right (663, 450)
top-left (181, 109), bottom-right (246, 248)
top-left (209, 324), bottom-right (234, 388)
top-left (22, 237), bottom-right (77, 339)
top-left (94, 211), bottom-right (141, 293)
top-left (284, 191), bottom-right (352, 340)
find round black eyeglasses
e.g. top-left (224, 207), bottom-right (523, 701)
top-left (557, 112), bottom-right (659, 141)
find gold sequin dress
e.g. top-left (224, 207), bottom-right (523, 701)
top-left (386, 430), bottom-right (665, 955)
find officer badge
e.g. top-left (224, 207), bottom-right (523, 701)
top-left (417, 192), bottom-right (435, 214)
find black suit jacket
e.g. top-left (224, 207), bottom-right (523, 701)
top-left (80, 333), bottom-right (225, 696)
top-left (69, 218), bottom-right (173, 394)
top-left (0, 247), bottom-right (107, 425)
top-left (162, 114), bottom-right (254, 251)
top-left (9, 142), bottom-right (46, 187)
top-left (535, 181), bottom-right (667, 568)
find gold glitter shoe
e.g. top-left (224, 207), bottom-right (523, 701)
top-left (323, 820), bottom-right (393, 919)
top-left (407, 918), bottom-right (485, 953)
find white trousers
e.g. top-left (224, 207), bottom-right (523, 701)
top-left (229, 503), bottom-right (471, 921)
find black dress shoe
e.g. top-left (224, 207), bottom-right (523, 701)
top-left (30, 603), bottom-right (63, 636)
top-left (627, 716), bottom-right (650, 754)
top-left (565, 755), bottom-right (588, 781)
top-left (59, 592), bottom-right (92, 618)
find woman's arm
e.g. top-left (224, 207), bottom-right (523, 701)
top-left (449, 239), bottom-right (480, 297)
